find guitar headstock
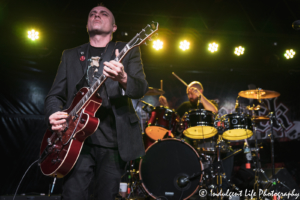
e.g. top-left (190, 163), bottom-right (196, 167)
top-left (127, 21), bottom-right (159, 48)
top-left (115, 22), bottom-right (159, 62)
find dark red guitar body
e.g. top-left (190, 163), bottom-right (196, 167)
top-left (39, 87), bottom-right (102, 178)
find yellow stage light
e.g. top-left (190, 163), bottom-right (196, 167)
top-left (284, 49), bottom-right (295, 59)
top-left (179, 40), bottom-right (190, 51)
top-left (153, 39), bottom-right (163, 50)
top-left (28, 29), bottom-right (39, 41)
top-left (234, 46), bottom-right (245, 56)
top-left (208, 42), bottom-right (218, 53)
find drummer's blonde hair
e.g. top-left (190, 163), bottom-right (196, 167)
top-left (186, 81), bottom-right (203, 94)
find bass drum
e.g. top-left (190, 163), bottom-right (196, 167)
top-left (139, 139), bottom-right (203, 200)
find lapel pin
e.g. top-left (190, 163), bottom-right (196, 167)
top-left (80, 56), bottom-right (85, 61)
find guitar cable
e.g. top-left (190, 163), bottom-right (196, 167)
top-left (13, 159), bottom-right (39, 200)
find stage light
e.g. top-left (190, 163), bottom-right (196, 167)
top-left (284, 49), bottom-right (295, 59)
top-left (153, 39), bottom-right (163, 50)
top-left (28, 29), bottom-right (39, 41)
top-left (179, 40), bottom-right (190, 51)
top-left (234, 46), bottom-right (245, 56)
top-left (208, 42), bottom-right (218, 53)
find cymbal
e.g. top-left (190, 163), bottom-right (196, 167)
top-left (253, 116), bottom-right (270, 122)
top-left (239, 89), bottom-right (280, 99)
top-left (145, 87), bottom-right (165, 96)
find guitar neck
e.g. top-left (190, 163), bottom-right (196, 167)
top-left (69, 22), bottom-right (159, 117)
top-left (68, 45), bottom-right (130, 117)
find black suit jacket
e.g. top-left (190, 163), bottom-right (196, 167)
top-left (44, 42), bottom-right (148, 161)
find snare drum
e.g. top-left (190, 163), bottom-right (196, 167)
top-left (222, 113), bottom-right (253, 140)
top-left (139, 139), bottom-right (203, 200)
top-left (145, 106), bottom-right (179, 141)
top-left (198, 136), bottom-right (230, 154)
top-left (182, 109), bottom-right (218, 139)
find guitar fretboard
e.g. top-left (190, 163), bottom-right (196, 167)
top-left (68, 23), bottom-right (158, 117)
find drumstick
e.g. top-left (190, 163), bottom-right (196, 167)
top-left (160, 80), bottom-right (163, 96)
top-left (172, 72), bottom-right (188, 86)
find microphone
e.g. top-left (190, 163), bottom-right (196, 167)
top-left (177, 176), bottom-right (189, 188)
top-left (292, 20), bottom-right (300, 30)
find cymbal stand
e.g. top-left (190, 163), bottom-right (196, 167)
top-left (252, 119), bottom-right (262, 199)
top-left (216, 128), bottom-right (224, 200)
top-left (268, 112), bottom-right (276, 179)
top-left (211, 133), bottom-right (241, 199)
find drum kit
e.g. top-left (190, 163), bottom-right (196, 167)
top-left (124, 87), bottom-right (287, 200)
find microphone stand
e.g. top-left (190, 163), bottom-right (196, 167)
top-left (216, 130), bottom-right (223, 200)
top-left (177, 148), bottom-right (243, 197)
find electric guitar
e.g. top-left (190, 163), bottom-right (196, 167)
top-left (39, 22), bottom-right (159, 178)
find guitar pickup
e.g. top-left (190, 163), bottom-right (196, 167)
top-left (73, 114), bottom-right (78, 121)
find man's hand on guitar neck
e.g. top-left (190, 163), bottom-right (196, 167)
top-left (49, 111), bottom-right (68, 132)
top-left (103, 49), bottom-right (128, 90)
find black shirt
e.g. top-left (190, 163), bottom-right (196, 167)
top-left (176, 100), bottom-right (218, 117)
top-left (86, 44), bottom-right (118, 147)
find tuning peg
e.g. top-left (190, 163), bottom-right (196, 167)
top-left (144, 42), bottom-right (148, 46)
top-left (148, 37), bottom-right (152, 41)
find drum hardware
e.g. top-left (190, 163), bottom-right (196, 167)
top-left (144, 87), bottom-right (165, 96)
top-left (267, 112), bottom-right (286, 180)
top-left (200, 121), bottom-right (242, 197)
top-left (120, 159), bottom-right (149, 200)
top-left (234, 95), bottom-right (240, 113)
top-left (243, 139), bottom-right (252, 169)
top-left (247, 103), bottom-right (270, 122)
top-left (246, 104), bottom-right (261, 111)
top-left (246, 102), bottom-right (287, 199)
top-left (140, 100), bottom-right (154, 113)
top-left (253, 115), bottom-right (270, 122)
top-left (200, 142), bottom-right (243, 199)
top-left (246, 103), bottom-right (264, 199)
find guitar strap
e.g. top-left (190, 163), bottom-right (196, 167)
top-left (96, 41), bottom-right (117, 79)
top-left (94, 41), bottom-right (117, 107)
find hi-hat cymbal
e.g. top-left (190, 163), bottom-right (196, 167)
top-left (145, 87), bottom-right (165, 96)
top-left (246, 105), bottom-right (261, 111)
top-left (239, 89), bottom-right (280, 99)
top-left (253, 116), bottom-right (270, 122)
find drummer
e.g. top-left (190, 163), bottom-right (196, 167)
top-left (159, 81), bottom-right (218, 116)
top-left (160, 81), bottom-right (234, 192)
